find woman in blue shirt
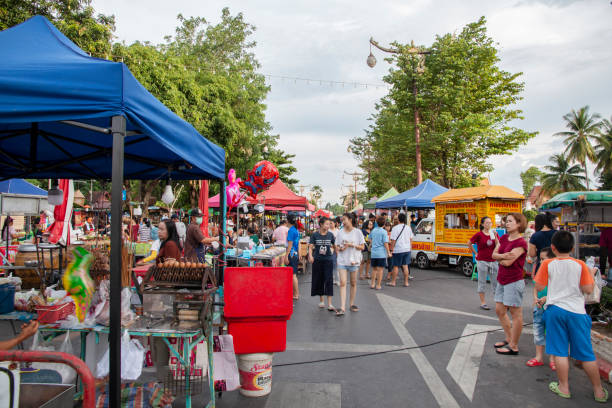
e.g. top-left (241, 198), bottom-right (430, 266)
top-left (369, 215), bottom-right (392, 290)
top-left (285, 214), bottom-right (300, 300)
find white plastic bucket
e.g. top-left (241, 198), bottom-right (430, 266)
top-left (237, 353), bottom-right (273, 397)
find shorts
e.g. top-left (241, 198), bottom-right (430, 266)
top-left (494, 279), bottom-right (525, 307)
top-left (288, 252), bottom-right (299, 275)
top-left (544, 305), bottom-right (595, 361)
top-left (371, 258), bottom-right (387, 268)
top-left (533, 306), bottom-right (546, 346)
top-left (311, 259), bottom-right (334, 296)
top-left (362, 251), bottom-right (370, 262)
top-left (339, 264), bottom-right (360, 273)
top-left (476, 260), bottom-right (498, 294)
top-left (392, 252), bottom-right (411, 267)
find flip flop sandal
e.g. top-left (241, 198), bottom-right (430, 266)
top-left (403, 283), bottom-right (410, 287)
top-left (318, 302), bottom-right (325, 308)
top-left (549, 382), bottom-right (571, 399)
top-left (335, 309), bottom-right (345, 316)
top-left (549, 362), bottom-right (557, 371)
top-left (526, 358), bottom-right (544, 367)
top-left (350, 305), bottom-right (359, 312)
top-left (595, 388), bottom-right (609, 403)
top-left (369, 285), bottom-right (375, 289)
top-left (386, 283), bottom-right (396, 287)
top-left (328, 306), bottom-right (336, 312)
top-left (293, 296), bottom-right (300, 300)
top-left (495, 347), bottom-right (519, 356)
top-left (494, 341), bottom-right (509, 348)
top-left (480, 304), bottom-right (491, 310)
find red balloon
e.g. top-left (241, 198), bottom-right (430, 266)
top-left (239, 161), bottom-right (279, 198)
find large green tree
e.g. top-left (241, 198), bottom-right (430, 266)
top-left (541, 153), bottom-right (586, 196)
top-left (554, 106), bottom-right (601, 190)
top-left (520, 166), bottom-right (544, 196)
top-left (0, 0), bottom-right (115, 57)
top-left (595, 116), bottom-right (612, 190)
top-left (351, 17), bottom-right (535, 194)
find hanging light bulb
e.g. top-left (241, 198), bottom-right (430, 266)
top-left (48, 185), bottom-right (64, 206)
top-left (366, 43), bottom-right (377, 68)
top-left (161, 184), bottom-right (174, 205)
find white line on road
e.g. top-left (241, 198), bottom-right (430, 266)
top-left (446, 324), bottom-right (499, 402)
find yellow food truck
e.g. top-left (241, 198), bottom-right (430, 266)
top-left (411, 185), bottom-right (524, 276)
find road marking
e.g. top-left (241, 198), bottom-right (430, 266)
top-left (446, 324), bottom-right (499, 401)
top-left (377, 293), bottom-right (463, 408)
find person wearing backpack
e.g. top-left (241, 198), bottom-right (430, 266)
top-left (388, 213), bottom-right (414, 287)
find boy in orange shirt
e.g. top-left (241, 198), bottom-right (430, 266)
top-left (534, 230), bottom-right (607, 402)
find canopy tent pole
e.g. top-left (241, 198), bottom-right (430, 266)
top-left (220, 179), bottom-right (227, 285)
top-left (109, 115), bottom-right (125, 408)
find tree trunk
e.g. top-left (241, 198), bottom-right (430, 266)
top-left (584, 161), bottom-right (590, 190)
top-left (190, 181), bottom-right (198, 210)
top-left (413, 78), bottom-right (422, 185)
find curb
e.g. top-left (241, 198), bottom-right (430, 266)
top-left (593, 329), bottom-right (612, 383)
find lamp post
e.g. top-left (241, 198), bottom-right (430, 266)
top-left (367, 37), bottom-right (430, 185)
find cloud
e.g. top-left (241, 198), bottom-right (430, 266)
top-left (92, 0), bottom-right (612, 204)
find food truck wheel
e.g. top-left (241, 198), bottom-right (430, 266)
top-left (416, 252), bottom-right (430, 269)
top-left (460, 258), bottom-right (474, 277)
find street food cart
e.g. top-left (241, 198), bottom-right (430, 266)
top-left (541, 191), bottom-right (612, 260)
top-left (412, 185), bottom-right (524, 276)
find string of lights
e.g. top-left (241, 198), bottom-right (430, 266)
top-left (104, 54), bottom-right (390, 90)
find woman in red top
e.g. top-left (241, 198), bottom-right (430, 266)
top-left (492, 213), bottom-right (528, 356)
top-left (156, 220), bottom-right (182, 263)
top-left (468, 216), bottom-right (499, 310)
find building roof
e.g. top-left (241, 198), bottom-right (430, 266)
top-left (431, 185), bottom-right (524, 203)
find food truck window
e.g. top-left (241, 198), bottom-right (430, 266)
top-left (444, 213), bottom-right (477, 229)
top-left (415, 220), bottom-right (434, 234)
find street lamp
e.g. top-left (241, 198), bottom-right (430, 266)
top-left (367, 37), bottom-right (430, 185)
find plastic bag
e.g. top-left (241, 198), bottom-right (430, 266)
top-left (585, 268), bottom-right (604, 304)
top-left (96, 330), bottom-right (145, 380)
top-left (56, 333), bottom-right (77, 384)
top-left (212, 335), bottom-right (240, 391)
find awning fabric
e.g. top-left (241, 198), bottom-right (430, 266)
top-left (431, 185), bottom-right (523, 203)
top-left (541, 191), bottom-right (612, 209)
top-left (364, 187), bottom-right (400, 209)
top-left (0, 16), bottom-right (225, 181)
top-left (376, 180), bottom-right (448, 209)
top-left (0, 179), bottom-right (47, 196)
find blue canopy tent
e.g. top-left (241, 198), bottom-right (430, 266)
top-left (375, 179), bottom-right (448, 209)
top-left (0, 16), bottom-right (226, 406)
top-left (0, 179), bottom-right (47, 196)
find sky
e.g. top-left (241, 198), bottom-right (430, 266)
top-left (92, 0), bottom-right (612, 204)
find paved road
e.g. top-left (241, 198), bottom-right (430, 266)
top-left (215, 266), bottom-right (605, 408)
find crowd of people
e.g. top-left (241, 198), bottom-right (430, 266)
top-left (464, 211), bottom-right (608, 402)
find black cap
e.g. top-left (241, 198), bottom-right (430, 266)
top-left (190, 208), bottom-right (203, 217)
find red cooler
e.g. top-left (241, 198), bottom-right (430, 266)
top-left (224, 267), bottom-right (293, 354)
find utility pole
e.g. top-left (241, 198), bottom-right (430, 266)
top-left (367, 37), bottom-right (430, 185)
top-left (344, 171), bottom-right (362, 210)
top-left (297, 184), bottom-right (311, 197)
top-left (341, 185), bottom-right (355, 210)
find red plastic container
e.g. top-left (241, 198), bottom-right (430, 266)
top-left (224, 267), bottom-right (293, 354)
top-left (36, 302), bottom-right (75, 324)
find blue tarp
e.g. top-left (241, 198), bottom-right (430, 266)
top-left (0, 179), bottom-right (47, 196)
top-left (376, 179), bottom-right (448, 209)
top-left (0, 16), bottom-right (225, 181)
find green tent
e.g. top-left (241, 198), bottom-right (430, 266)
top-left (540, 191), bottom-right (612, 209)
top-left (363, 187), bottom-right (399, 210)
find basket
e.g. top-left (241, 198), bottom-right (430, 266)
top-left (35, 302), bottom-right (75, 324)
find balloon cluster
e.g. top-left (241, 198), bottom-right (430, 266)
top-left (225, 161), bottom-right (279, 208)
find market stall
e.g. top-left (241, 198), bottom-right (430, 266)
top-left (541, 191), bottom-right (612, 260)
top-left (375, 179), bottom-right (447, 209)
top-left (0, 16), bottom-right (225, 408)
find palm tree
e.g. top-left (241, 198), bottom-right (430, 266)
top-left (595, 116), bottom-right (612, 188)
top-left (554, 106), bottom-right (601, 190)
top-left (541, 153), bottom-right (586, 196)
top-left (310, 185), bottom-right (323, 208)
